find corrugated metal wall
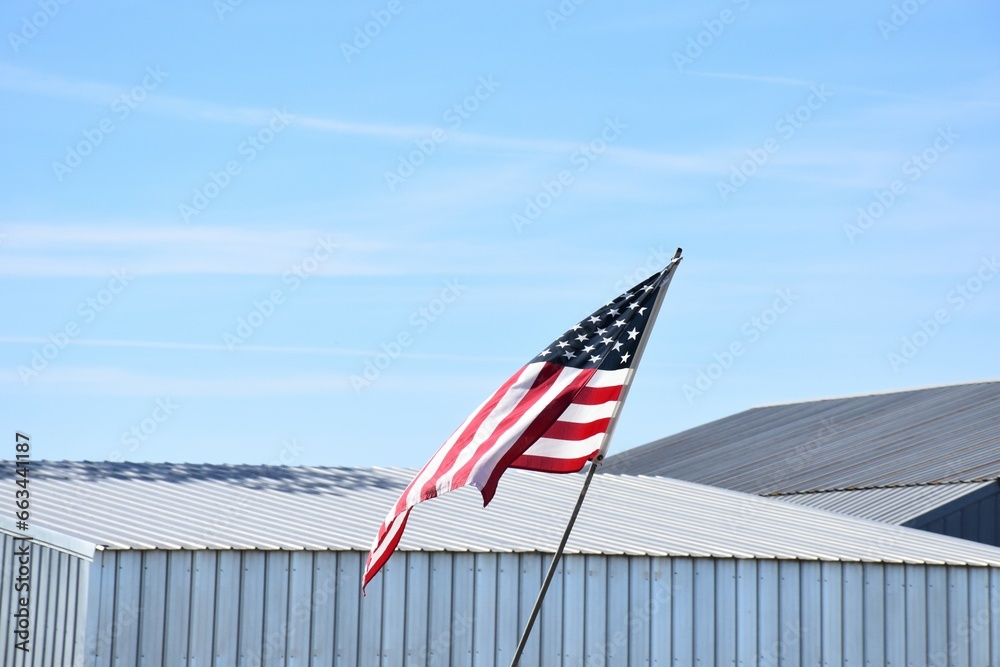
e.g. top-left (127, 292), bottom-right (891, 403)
top-left (909, 482), bottom-right (1000, 547)
top-left (85, 549), bottom-right (1000, 667)
top-left (0, 528), bottom-right (92, 667)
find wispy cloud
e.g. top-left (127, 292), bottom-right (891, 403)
top-left (686, 69), bottom-right (1000, 107)
top-left (0, 337), bottom-right (521, 363)
top-left (0, 63), bottom-right (123, 105)
top-left (1, 64), bottom-right (723, 173)
top-left (0, 364), bottom-right (532, 397)
top-left (3, 365), bottom-right (353, 397)
top-left (2, 222), bottom-right (319, 247)
top-left (0, 223), bottom-right (388, 277)
top-left (0, 221), bottom-right (685, 278)
top-left (687, 70), bottom-right (818, 88)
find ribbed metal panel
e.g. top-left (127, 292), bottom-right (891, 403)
top-left (21, 461), bottom-right (1000, 566)
top-left (910, 481), bottom-right (1000, 547)
top-left (0, 520), bottom-right (92, 666)
top-left (604, 380), bottom-right (1000, 493)
top-left (774, 481), bottom-right (996, 524)
top-left (780, 481), bottom-right (1000, 548)
top-left (83, 549), bottom-right (1000, 666)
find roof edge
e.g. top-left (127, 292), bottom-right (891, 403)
top-left (749, 377), bottom-right (1000, 411)
top-left (0, 515), bottom-right (96, 560)
top-left (763, 479), bottom-right (999, 497)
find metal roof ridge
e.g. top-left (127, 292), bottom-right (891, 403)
top-left (748, 377), bottom-right (1000, 411)
top-left (761, 479), bottom-right (998, 496)
top-left (14, 460), bottom-right (422, 473)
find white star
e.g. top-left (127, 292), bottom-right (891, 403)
top-left (620, 351), bottom-right (631, 364)
top-left (571, 324), bottom-right (583, 331)
top-left (583, 344), bottom-right (596, 353)
top-left (638, 307), bottom-right (647, 315)
top-left (538, 349), bottom-right (552, 357)
top-left (601, 337), bottom-right (613, 345)
top-left (615, 319), bottom-right (626, 328)
top-left (608, 308), bottom-right (619, 316)
top-left (628, 302), bottom-right (639, 310)
top-left (612, 341), bottom-right (623, 351)
top-left (588, 315), bottom-right (601, 324)
top-left (557, 340), bottom-right (570, 348)
top-left (642, 284), bottom-right (654, 292)
top-left (563, 350), bottom-right (576, 359)
top-left (596, 328), bottom-right (607, 335)
top-left (576, 334), bottom-right (588, 342)
top-left (627, 328), bottom-right (640, 340)
top-left (590, 354), bottom-right (602, 364)
top-left (624, 292), bottom-right (633, 299)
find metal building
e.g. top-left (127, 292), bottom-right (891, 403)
top-left (605, 380), bottom-right (1000, 545)
top-left (21, 460), bottom-right (1000, 666)
top-left (0, 516), bottom-right (94, 666)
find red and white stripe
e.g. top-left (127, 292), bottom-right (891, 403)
top-left (363, 362), bottom-right (628, 591)
top-left (511, 366), bottom-right (626, 473)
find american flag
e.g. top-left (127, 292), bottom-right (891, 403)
top-left (364, 256), bottom-right (681, 590)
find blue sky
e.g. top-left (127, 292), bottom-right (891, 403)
top-left (2, 0), bottom-right (998, 468)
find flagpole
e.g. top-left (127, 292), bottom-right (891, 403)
top-left (598, 247), bottom-right (683, 460)
top-left (509, 455), bottom-right (601, 667)
top-left (509, 248), bottom-right (684, 667)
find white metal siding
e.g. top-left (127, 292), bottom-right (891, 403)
top-left (0, 529), bottom-right (91, 666)
top-left (85, 550), bottom-right (1000, 667)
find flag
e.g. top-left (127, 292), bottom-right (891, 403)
top-left (363, 255), bottom-right (681, 590)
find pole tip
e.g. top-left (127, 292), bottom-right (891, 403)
top-left (673, 247), bottom-right (683, 260)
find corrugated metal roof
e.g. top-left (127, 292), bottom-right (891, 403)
top-left (604, 380), bottom-right (1000, 493)
top-left (771, 481), bottom-right (996, 524)
top-left (20, 460), bottom-right (1000, 566)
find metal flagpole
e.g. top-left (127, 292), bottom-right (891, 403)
top-left (509, 455), bottom-right (601, 667)
top-left (597, 247), bottom-right (683, 460)
top-left (509, 248), bottom-right (684, 667)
